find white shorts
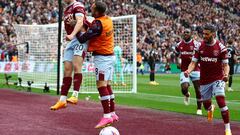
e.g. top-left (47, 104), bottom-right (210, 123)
top-left (180, 71), bottom-right (200, 84)
top-left (94, 55), bottom-right (115, 81)
top-left (200, 80), bottom-right (225, 101)
top-left (63, 37), bottom-right (88, 62)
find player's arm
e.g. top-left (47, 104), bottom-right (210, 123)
top-left (175, 52), bottom-right (181, 69)
top-left (77, 20), bottom-right (102, 43)
top-left (66, 15), bottom-right (84, 41)
top-left (184, 48), bottom-right (200, 77)
top-left (221, 48), bottom-right (230, 82)
top-left (185, 61), bottom-right (197, 75)
top-left (222, 63), bottom-right (229, 81)
top-left (174, 43), bottom-right (181, 69)
top-left (71, 15), bottom-right (84, 36)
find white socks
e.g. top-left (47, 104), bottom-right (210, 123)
top-left (59, 95), bottom-right (67, 102)
top-left (103, 113), bottom-right (112, 118)
top-left (225, 123), bottom-right (231, 131)
top-left (111, 112), bottom-right (116, 116)
top-left (59, 91), bottom-right (78, 102)
top-left (72, 90), bottom-right (79, 98)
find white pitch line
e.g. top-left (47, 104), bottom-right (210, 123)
top-left (136, 92), bottom-right (240, 105)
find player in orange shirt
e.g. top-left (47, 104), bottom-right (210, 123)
top-left (77, 1), bottom-right (118, 129)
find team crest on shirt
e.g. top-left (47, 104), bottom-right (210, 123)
top-left (180, 47), bottom-right (183, 50)
top-left (213, 50), bottom-right (219, 56)
top-left (190, 46), bottom-right (193, 50)
top-left (200, 51), bottom-right (204, 54)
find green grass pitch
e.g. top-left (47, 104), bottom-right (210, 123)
top-left (1, 73), bottom-right (239, 121)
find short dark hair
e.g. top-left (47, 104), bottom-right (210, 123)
top-left (203, 24), bottom-right (216, 33)
top-left (95, 1), bottom-right (107, 14)
top-left (227, 39), bottom-right (233, 45)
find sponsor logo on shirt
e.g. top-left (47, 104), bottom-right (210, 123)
top-left (213, 50), bottom-right (219, 56)
top-left (200, 57), bottom-right (218, 63)
top-left (190, 46), bottom-right (193, 50)
top-left (181, 51), bottom-right (194, 55)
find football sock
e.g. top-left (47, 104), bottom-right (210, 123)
top-left (225, 123), bottom-right (231, 131)
top-left (203, 100), bottom-right (212, 110)
top-left (73, 73), bottom-right (82, 92)
top-left (216, 96), bottom-right (230, 124)
top-left (60, 77), bottom-right (72, 96)
top-left (228, 76), bottom-right (232, 87)
top-left (72, 90), bottom-right (79, 98)
top-left (98, 86), bottom-right (111, 114)
top-left (107, 85), bottom-right (115, 112)
top-left (59, 96), bottom-right (67, 102)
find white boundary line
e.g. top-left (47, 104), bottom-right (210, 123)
top-left (136, 92), bottom-right (240, 105)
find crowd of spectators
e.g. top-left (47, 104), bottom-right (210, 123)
top-left (0, 0), bottom-right (239, 65)
top-left (0, 0), bottom-right (58, 61)
top-left (143, 0), bottom-right (240, 62)
top-left (212, 0), bottom-right (240, 16)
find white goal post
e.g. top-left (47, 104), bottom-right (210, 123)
top-left (14, 15), bottom-right (137, 93)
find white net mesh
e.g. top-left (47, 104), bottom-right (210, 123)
top-left (14, 24), bottom-right (59, 89)
top-left (14, 15), bottom-right (137, 93)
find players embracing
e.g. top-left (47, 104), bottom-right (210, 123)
top-left (175, 29), bottom-right (202, 115)
top-left (51, 0), bottom-right (89, 110)
top-left (185, 24), bottom-right (232, 135)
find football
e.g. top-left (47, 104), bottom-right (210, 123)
top-left (99, 126), bottom-right (120, 135)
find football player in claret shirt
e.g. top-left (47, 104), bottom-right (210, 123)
top-left (185, 24), bottom-right (232, 135)
top-left (77, 1), bottom-right (119, 129)
top-left (175, 29), bottom-right (202, 115)
top-left (51, 0), bottom-right (89, 110)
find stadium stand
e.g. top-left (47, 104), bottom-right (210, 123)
top-left (0, 0), bottom-right (239, 64)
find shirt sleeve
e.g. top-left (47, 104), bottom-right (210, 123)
top-left (174, 43), bottom-right (180, 56)
top-left (219, 43), bottom-right (228, 64)
top-left (77, 20), bottom-right (103, 43)
top-left (192, 42), bottom-right (200, 62)
top-left (73, 3), bottom-right (85, 14)
top-left (192, 50), bottom-right (199, 62)
top-left (75, 13), bottom-right (84, 17)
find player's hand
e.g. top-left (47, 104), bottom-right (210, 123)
top-left (69, 20), bottom-right (77, 27)
top-left (184, 70), bottom-right (190, 78)
top-left (66, 34), bottom-right (74, 41)
top-left (222, 75), bottom-right (229, 82)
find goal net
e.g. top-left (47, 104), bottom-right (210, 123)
top-left (14, 15), bottom-right (137, 93)
top-left (14, 23), bottom-right (60, 89)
